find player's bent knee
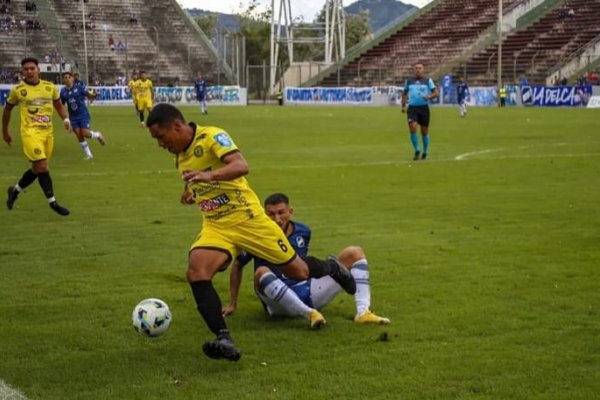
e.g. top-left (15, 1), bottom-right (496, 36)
top-left (279, 264), bottom-right (308, 281)
top-left (254, 266), bottom-right (271, 280)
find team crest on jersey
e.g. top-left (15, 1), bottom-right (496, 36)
top-left (295, 236), bottom-right (305, 248)
top-left (20, 89), bottom-right (27, 96)
top-left (193, 146), bottom-right (204, 157)
top-left (214, 133), bottom-right (232, 147)
top-left (45, 86), bottom-right (51, 92)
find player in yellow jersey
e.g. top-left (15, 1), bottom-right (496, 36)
top-left (3, 57), bottom-right (72, 216)
top-left (127, 71), bottom-right (140, 119)
top-left (136, 70), bottom-right (153, 127)
top-left (145, 103), bottom-right (356, 361)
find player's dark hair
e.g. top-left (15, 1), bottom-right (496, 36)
top-left (63, 72), bottom-right (72, 77)
top-left (146, 103), bottom-right (185, 128)
top-left (264, 193), bottom-right (289, 207)
top-left (21, 57), bottom-right (39, 66)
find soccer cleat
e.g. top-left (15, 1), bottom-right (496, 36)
top-left (97, 132), bottom-right (105, 145)
top-left (140, 121), bottom-right (145, 128)
top-left (49, 201), bottom-right (70, 216)
top-left (309, 309), bottom-right (326, 330)
top-left (413, 151), bottom-right (421, 160)
top-left (202, 334), bottom-right (241, 361)
top-left (6, 186), bottom-right (19, 210)
top-left (354, 310), bottom-right (390, 325)
top-left (328, 256), bottom-right (356, 295)
top-left (421, 153), bottom-right (427, 160)
top-left (84, 154), bottom-right (94, 160)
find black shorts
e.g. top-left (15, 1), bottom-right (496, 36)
top-left (407, 106), bottom-right (430, 127)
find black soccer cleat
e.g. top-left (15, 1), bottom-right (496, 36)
top-left (49, 201), bottom-right (70, 216)
top-left (6, 186), bottom-right (19, 210)
top-left (328, 256), bottom-right (356, 295)
top-left (421, 153), bottom-right (427, 160)
top-left (202, 335), bottom-right (241, 361)
top-left (413, 151), bottom-right (421, 161)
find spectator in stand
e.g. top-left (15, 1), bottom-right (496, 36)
top-left (70, 21), bottom-right (76, 31)
top-left (567, 8), bottom-right (575, 18)
top-left (116, 39), bottom-right (126, 51)
top-left (108, 34), bottom-right (115, 51)
top-left (588, 71), bottom-right (598, 85)
top-left (129, 13), bottom-right (138, 24)
top-left (560, 77), bottom-right (568, 86)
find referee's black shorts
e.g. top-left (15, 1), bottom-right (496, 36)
top-left (407, 105), bottom-right (430, 127)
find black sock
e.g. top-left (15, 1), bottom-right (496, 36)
top-left (37, 171), bottom-right (54, 199)
top-left (17, 169), bottom-right (38, 190)
top-left (190, 280), bottom-right (229, 337)
top-left (139, 111), bottom-right (144, 122)
top-left (305, 256), bottom-right (337, 279)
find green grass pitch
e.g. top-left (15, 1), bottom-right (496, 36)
top-left (0, 104), bottom-right (599, 399)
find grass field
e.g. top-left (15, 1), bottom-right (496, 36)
top-left (0, 104), bottom-right (599, 400)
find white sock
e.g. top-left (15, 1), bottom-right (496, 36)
top-left (80, 140), bottom-right (93, 157)
top-left (90, 131), bottom-right (100, 139)
top-left (259, 272), bottom-right (312, 318)
top-left (350, 259), bottom-right (371, 316)
top-left (14, 184), bottom-right (23, 193)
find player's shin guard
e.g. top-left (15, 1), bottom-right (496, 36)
top-left (305, 256), bottom-right (333, 278)
top-left (350, 259), bottom-right (371, 316)
top-left (422, 134), bottom-right (430, 155)
top-left (190, 280), bottom-right (229, 337)
top-left (37, 171), bottom-right (54, 199)
top-left (410, 132), bottom-right (420, 152)
top-left (17, 169), bottom-right (38, 190)
top-left (259, 272), bottom-right (312, 317)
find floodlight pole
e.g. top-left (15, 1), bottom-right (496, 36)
top-left (497, 0), bottom-right (503, 100)
top-left (82, 0), bottom-right (89, 84)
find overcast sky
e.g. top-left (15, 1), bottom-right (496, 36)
top-left (177, 0), bottom-right (433, 21)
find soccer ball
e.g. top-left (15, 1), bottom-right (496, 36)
top-left (132, 298), bottom-right (172, 337)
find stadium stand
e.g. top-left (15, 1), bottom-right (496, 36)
top-left (309, 0), bottom-right (599, 87)
top-left (460, 0), bottom-right (600, 85)
top-left (314, 0), bottom-right (525, 87)
top-left (1, 0), bottom-right (230, 85)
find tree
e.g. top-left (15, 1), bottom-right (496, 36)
top-left (345, 9), bottom-right (372, 50)
top-left (194, 14), bottom-right (219, 40)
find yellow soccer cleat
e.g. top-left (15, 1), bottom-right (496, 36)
top-left (309, 309), bottom-right (326, 330)
top-left (354, 310), bottom-right (390, 325)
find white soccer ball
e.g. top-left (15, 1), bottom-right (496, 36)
top-left (132, 298), bottom-right (172, 337)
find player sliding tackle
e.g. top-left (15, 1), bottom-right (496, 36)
top-left (224, 193), bottom-right (390, 328)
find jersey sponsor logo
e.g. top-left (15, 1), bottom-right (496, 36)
top-left (34, 148), bottom-right (41, 154)
top-left (27, 98), bottom-right (50, 107)
top-left (193, 146), bottom-right (204, 157)
top-left (199, 193), bottom-right (230, 212)
top-left (27, 108), bottom-right (40, 114)
top-left (192, 181), bottom-right (220, 196)
top-left (214, 132), bottom-right (232, 147)
top-left (31, 115), bottom-right (51, 123)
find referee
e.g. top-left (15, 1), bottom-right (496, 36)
top-left (401, 62), bottom-right (438, 160)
